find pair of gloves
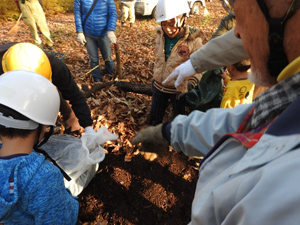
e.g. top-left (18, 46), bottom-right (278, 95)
top-left (84, 124), bottom-right (169, 153)
top-left (82, 59), bottom-right (195, 149)
top-left (79, 48), bottom-right (195, 149)
top-left (77, 30), bottom-right (117, 45)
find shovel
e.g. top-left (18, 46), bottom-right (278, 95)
top-left (7, 13), bottom-right (22, 35)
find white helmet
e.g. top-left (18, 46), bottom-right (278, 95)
top-left (156, 0), bottom-right (190, 23)
top-left (0, 70), bottom-right (60, 128)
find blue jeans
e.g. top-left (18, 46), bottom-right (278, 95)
top-left (85, 34), bottom-right (114, 81)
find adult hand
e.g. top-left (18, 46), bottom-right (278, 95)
top-left (64, 127), bottom-right (84, 137)
top-left (108, 30), bottom-right (117, 44)
top-left (131, 124), bottom-right (169, 152)
top-left (84, 126), bottom-right (96, 134)
top-left (77, 32), bottom-right (86, 45)
top-left (162, 59), bottom-right (196, 92)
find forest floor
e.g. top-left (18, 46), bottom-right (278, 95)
top-left (0, 1), bottom-right (226, 224)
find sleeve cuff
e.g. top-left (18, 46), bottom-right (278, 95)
top-left (162, 122), bottom-right (171, 144)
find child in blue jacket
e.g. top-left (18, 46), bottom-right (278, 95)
top-left (0, 71), bottom-right (79, 225)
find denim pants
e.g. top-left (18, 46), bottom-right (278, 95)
top-left (85, 34), bottom-right (114, 81)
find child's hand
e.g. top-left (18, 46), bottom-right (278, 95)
top-left (219, 72), bottom-right (228, 79)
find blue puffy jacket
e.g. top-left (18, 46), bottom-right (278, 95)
top-left (74, 0), bottom-right (117, 37)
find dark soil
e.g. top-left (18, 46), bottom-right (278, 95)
top-left (78, 149), bottom-right (200, 225)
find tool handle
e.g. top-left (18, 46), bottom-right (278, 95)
top-left (17, 13), bottom-right (22, 22)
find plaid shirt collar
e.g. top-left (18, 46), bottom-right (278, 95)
top-left (225, 72), bottom-right (300, 148)
top-left (251, 72), bottom-right (300, 129)
top-left (202, 72), bottom-right (300, 163)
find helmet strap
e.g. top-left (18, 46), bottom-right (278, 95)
top-left (33, 126), bottom-right (71, 181)
top-left (34, 146), bottom-right (71, 181)
top-left (34, 126), bottom-right (54, 149)
top-left (176, 14), bottom-right (186, 37)
top-left (256, 0), bottom-right (300, 78)
top-left (176, 14), bottom-right (186, 28)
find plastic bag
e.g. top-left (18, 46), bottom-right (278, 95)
top-left (185, 68), bottom-right (224, 112)
top-left (41, 126), bottom-right (118, 196)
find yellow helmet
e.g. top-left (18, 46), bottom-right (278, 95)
top-left (2, 43), bottom-right (52, 82)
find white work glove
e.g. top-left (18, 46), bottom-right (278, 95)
top-left (77, 32), bottom-right (86, 45)
top-left (84, 126), bottom-right (96, 134)
top-left (107, 30), bottom-right (117, 44)
top-left (162, 59), bottom-right (196, 92)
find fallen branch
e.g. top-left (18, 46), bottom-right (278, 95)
top-left (115, 81), bottom-right (152, 96)
top-left (82, 81), bottom-right (152, 98)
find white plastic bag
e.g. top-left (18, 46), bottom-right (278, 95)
top-left (41, 126), bottom-right (118, 196)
